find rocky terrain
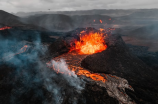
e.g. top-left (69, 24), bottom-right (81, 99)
top-left (0, 9), bottom-right (158, 104)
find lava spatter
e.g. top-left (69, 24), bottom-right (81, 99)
top-left (70, 30), bottom-right (107, 55)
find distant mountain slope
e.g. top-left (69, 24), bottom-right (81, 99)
top-left (22, 14), bottom-right (75, 31)
top-left (14, 9), bottom-right (136, 17)
top-left (71, 14), bottom-right (114, 26)
top-left (0, 10), bottom-right (24, 26)
top-left (127, 24), bottom-right (158, 40)
top-left (128, 9), bottom-right (158, 18)
top-left (0, 10), bottom-right (50, 31)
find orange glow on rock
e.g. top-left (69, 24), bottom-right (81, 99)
top-left (0, 26), bottom-right (11, 30)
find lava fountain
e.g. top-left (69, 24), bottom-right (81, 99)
top-left (70, 30), bottom-right (107, 55)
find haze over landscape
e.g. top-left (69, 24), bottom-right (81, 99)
top-left (1, 0), bottom-right (158, 104)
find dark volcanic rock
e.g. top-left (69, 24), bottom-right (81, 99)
top-left (0, 10), bottom-right (23, 26)
top-left (80, 83), bottom-right (119, 104)
top-left (48, 37), bottom-right (70, 57)
top-left (127, 44), bottom-right (158, 73)
top-left (81, 34), bottom-right (158, 104)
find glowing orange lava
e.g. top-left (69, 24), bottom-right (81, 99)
top-left (70, 32), bottom-right (107, 55)
top-left (77, 70), bottom-right (107, 82)
top-left (47, 53), bottom-right (108, 83)
top-left (0, 26), bottom-right (11, 30)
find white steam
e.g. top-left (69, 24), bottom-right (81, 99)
top-left (48, 58), bottom-right (85, 91)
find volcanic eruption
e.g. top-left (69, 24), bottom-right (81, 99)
top-left (70, 30), bottom-right (107, 54)
top-left (47, 28), bottom-right (135, 104)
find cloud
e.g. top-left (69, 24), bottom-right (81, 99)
top-left (0, 0), bottom-right (158, 13)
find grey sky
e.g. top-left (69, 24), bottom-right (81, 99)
top-left (0, 0), bottom-right (158, 13)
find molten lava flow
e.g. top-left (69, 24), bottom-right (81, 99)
top-left (70, 32), bottom-right (107, 55)
top-left (47, 52), bottom-right (108, 83)
top-left (47, 51), bottom-right (135, 104)
top-left (0, 26), bottom-right (11, 30)
top-left (2, 45), bottom-right (28, 60)
top-left (77, 70), bottom-right (107, 82)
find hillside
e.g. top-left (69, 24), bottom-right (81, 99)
top-left (0, 10), bottom-right (24, 26)
top-left (127, 24), bottom-right (158, 40)
top-left (22, 14), bottom-right (75, 31)
top-left (71, 14), bottom-right (114, 26)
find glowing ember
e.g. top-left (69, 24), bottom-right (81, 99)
top-left (0, 26), bottom-right (11, 30)
top-left (100, 20), bottom-right (103, 23)
top-left (99, 28), bottom-right (105, 32)
top-left (70, 31), bottom-right (107, 55)
top-left (80, 30), bottom-right (86, 33)
top-left (94, 20), bottom-right (95, 22)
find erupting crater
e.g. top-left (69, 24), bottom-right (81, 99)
top-left (47, 28), bottom-right (135, 104)
top-left (70, 30), bottom-right (107, 55)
